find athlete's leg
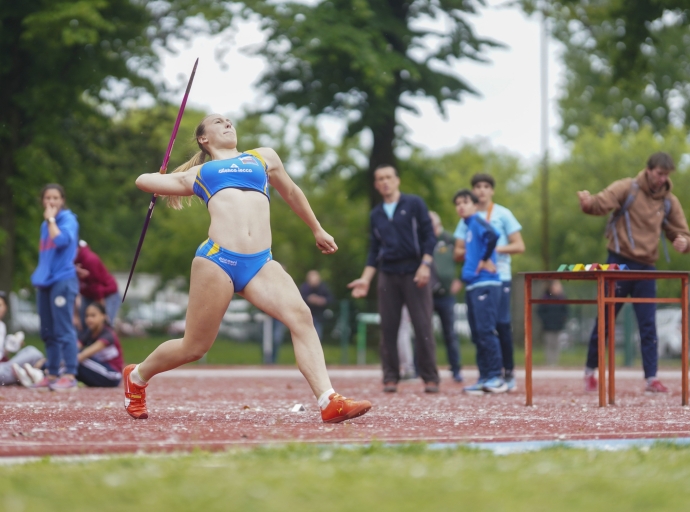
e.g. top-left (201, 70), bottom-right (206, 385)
top-left (240, 261), bottom-right (332, 398)
top-left (137, 257), bottom-right (234, 381)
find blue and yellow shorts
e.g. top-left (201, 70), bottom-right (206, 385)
top-left (195, 238), bottom-right (272, 292)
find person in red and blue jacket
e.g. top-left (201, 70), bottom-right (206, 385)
top-left (30, 184), bottom-right (80, 391)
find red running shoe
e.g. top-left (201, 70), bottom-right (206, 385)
top-left (646, 379), bottom-right (668, 393)
top-left (584, 374), bottom-right (598, 392)
top-left (320, 393), bottom-right (371, 424)
top-left (123, 364), bottom-right (148, 419)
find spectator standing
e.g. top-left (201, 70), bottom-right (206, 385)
top-left (577, 152), bottom-right (690, 393)
top-left (454, 174), bottom-right (524, 391)
top-left (348, 164), bottom-right (440, 393)
top-left (299, 270), bottom-right (333, 341)
top-left (429, 211), bottom-right (463, 382)
top-left (75, 240), bottom-right (121, 329)
top-left (30, 184), bottom-right (80, 391)
top-left (537, 280), bottom-right (569, 366)
top-left (453, 189), bottom-right (507, 394)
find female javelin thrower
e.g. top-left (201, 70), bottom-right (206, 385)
top-left (124, 114), bottom-right (371, 423)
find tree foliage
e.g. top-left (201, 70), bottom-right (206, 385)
top-left (242, 0), bottom-right (499, 205)
top-left (525, 1), bottom-right (690, 138)
top-left (0, 0), bottom-right (233, 293)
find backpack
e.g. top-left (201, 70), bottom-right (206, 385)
top-left (605, 181), bottom-right (672, 262)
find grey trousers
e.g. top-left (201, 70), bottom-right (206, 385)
top-left (0, 346), bottom-right (44, 385)
top-left (378, 271), bottom-right (439, 384)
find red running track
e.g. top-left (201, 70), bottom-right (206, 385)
top-left (1, 367), bottom-right (689, 457)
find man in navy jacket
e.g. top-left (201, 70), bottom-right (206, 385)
top-left (349, 165), bottom-right (440, 393)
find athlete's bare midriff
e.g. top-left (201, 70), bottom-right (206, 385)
top-left (205, 187), bottom-right (272, 254)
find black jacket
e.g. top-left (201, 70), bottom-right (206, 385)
top-left (366, 193), bottom-right (436, 274)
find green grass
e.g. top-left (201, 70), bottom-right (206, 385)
top-left (23, 334), bottom-right (683, 369)
top-left (2, 444), bottom-right (690, 511)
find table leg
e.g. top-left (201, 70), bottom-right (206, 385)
top-left (608, 279), bottom-right (616, 405)
top-left (597, 275), bottom-right (606, 407)
top-left (524, 275), bottom-right (533, 406)
top-left (682, 276), bottom-right (689, 406)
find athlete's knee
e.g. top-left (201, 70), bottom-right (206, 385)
top-left (283, 303), bottom-right (314, 334)
top-left (180, 338), bottom-right (213, 362)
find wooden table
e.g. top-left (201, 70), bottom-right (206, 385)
top-left (521, 270), bottom-right (689, 407)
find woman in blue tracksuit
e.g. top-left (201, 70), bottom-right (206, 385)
top-left (30, 184), bottom-right (80, 391)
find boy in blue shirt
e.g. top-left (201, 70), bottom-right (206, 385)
top-left (454, 174), bottom-right (524, 391)
top-left (453, 189), bottom-right (507, 394)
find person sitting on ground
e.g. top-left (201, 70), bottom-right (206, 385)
top-left (0, 291), bottom-right (45, 386)
top-left (76, 302), bottom-right (124, 387)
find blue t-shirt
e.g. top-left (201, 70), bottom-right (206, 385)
top-left (382, 202), bottom-right (397, 220)
top-left (31, 209), bottom-right (79, 287)
top-left (454, 203), bottom-right (521, 282)
top-left (459, 214), bottom-right (500, 289)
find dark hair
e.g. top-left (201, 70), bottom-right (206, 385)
top-left (0, 291), bottom-right (6, 307)
top-left (85, 301), bottom-right (110, 326)
top-left (40, 184), bottom-right (66, 205)
top-left (453, 189), bottom-right (478, 204)
top-left (374, 164), bottom-right (399, 177)
top-left (646, 152), bottom-right (675, 172)
top-left (86, 301), bottom-right (107, 315)
top-left (471, 173), bottom-right (495, 188)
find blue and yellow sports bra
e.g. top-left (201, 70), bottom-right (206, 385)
top-left (193, 150), bottom-right (269, 205)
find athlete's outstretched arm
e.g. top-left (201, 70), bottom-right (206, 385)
top-left (259, 147), bottom-right (337, 255)
top-left (135, 167), bottom-right (198, 196)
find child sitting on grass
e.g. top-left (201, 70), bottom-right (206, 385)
top-left (452, 190), bottom-right (507, 394)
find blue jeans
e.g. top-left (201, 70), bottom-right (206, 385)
top-left (466, 284), bottom-right (503, 380)
top-left (37, 278), bottom-right (79, 376)
top-left (586, 252), bottom-right (658, 378)
top-left (497, 281), bottom-right (514, 373)
top-left (433, 294), bottom-right (461, 375)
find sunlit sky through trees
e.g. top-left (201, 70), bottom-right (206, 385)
top-left (153, 0), bottom-right (567, 164)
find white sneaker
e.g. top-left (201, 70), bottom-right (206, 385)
top-left (23, 363), bottom-right (45, 385)
top-left (12, 363), bottom-right (33, 387)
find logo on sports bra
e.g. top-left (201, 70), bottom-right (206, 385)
top-left (219, 257), bottom-right (238, 266)
top-left (218, 163), bottom-right (252, 174)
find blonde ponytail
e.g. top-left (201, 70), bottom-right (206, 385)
top-left (164, 150), bottom-right (208, 209)
top-left (164, 116), bottom-right (212, 210)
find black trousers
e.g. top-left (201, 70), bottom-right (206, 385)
top-left (378, 271), bottom-right (439, 384)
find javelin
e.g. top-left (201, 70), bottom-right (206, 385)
top-left (122, 58), bottom-right (199, 302)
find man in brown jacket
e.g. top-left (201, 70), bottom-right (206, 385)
top-left (577, 152), bottom-right (690, 393)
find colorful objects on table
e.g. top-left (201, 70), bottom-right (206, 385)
top-left (556, 263), bottom-right (630, 271)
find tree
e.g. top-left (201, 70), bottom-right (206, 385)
top-left (243, 0), bottom-right (499, 206)
top-left (0, 1), bottom-right (232, 293)
top-left (524, 1), bottom-right (690, 138)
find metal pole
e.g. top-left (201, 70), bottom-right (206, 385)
top-left (540, 5), bottom-right (550, 271)
top-left (263, 315), bottom-right (273, 364)
top-left (623, 304), bottom-right (634, 366)
top-left (356, 320), bottom-right (367, 365)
